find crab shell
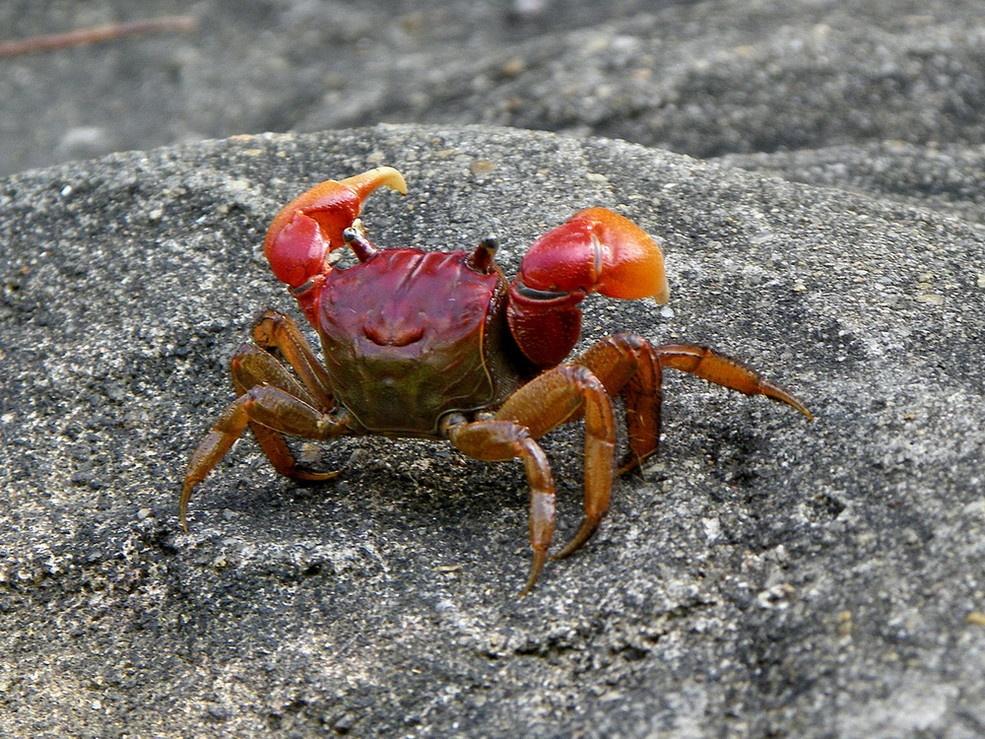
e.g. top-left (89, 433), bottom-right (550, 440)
top-left (314, 246), bottom-right (520, 436)
top-left (264, 166), bottom-right (670, 415)
top-left (180, 166), bottom-right (810, 595)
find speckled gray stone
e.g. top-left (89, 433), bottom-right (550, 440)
top-left (719, 141), bottom-right (985, 226)
top-left (7, 1), bottom-right (985, 183)
top-left (1, 125), bottom-right (983, 736)
top-left (310, 0), bottom-right (985, 156)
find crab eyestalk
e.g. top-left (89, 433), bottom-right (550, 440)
top-left (342, 220), bottom-right (380, 262)
top-left (467, 237), bottom-right (499, 274)
top-left (508, 208), bottom-right (669, 368)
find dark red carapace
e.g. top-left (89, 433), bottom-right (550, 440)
top-left (181, 167), bottom-right (811, 594)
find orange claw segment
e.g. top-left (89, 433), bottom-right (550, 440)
top-left (519, 207), bottom-right (669, 303)
top-left (263, 166), bottom-right (408, 288)
top-left (580, 208), bottom-right (669, 302)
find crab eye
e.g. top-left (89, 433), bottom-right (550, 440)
top-left (467, 237), bottom-right (498, 273)
top-left (342, 221), bottom-right (379, 262)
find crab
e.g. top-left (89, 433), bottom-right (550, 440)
top-left (180, 166), bottom-right (811, 594)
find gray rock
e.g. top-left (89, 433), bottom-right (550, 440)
top-left (719, 141), bottom-right (985, 226)
top-left (7, 0), bottom-right (985, 182)
top-left (312, 0), bottom-right (985, 157)
top-left (0, 0), bottom-right (663, 176)
top-left (1, 124), bottom-right (983, 736)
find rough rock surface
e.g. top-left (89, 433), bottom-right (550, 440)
top-left (2, 124), bottom-right (983, 736)
top-left (3, 0), bottom-right (985, 735)
top-left (6, 1), bottom-right (985, 182)
top-left (0, 0), bottom-right (663, 176)
top-left (314, 1), bottom-right (985, 157)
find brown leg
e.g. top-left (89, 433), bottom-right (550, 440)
top-left (497, 364), bottom-right (617, 561)
top-left (230, 343), bottom-right (341, 482)
top-left (576, 333), bottom-right (813, 474)
top-left (448, 364), bottom-right (616, 591)
top-left (655, 343), bottom-right (812, 419)
top-left (574, 334), bottom-right (663, 475)
top-left (180, 369), bottom-right (351, 531)
top-left (250, 309), bottom-right (335, 409)
top-left (445, 418), bottom-right (556, 596)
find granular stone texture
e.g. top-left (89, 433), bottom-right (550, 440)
top-left (1, 125), bottom-right (983, 736)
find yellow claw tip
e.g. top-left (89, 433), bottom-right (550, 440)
top-left (341, 166), bottom-right (408, 198)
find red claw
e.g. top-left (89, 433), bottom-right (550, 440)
top-left (518, 207), bottom-right (669, 303)
top-left (508, 208), bottom-right (669, 368)
top-left (263, 166), bottom-right (407, 289)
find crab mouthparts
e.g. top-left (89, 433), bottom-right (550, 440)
top-left (363, 323), bottom-right (426, 347)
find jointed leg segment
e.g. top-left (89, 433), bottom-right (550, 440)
top-left (179, 311), bottom-right (348, 531)
top-left (447, 363), bottom-right (617, 593)
top-left (251, 309), bottom-right (335, 409)
top-left (447, 332), bottom-right (810, 592)
top-left (445, 419), bottom-right (556, 595)
top-left (577, 334), bottom-right (812, 473)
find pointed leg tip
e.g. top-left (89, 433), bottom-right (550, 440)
top-left (519, 548), bottom-right (548, 597)
top-left (762, 383), bottom-right (813, 421)
top-left (616, 452), bottom-right (648, 477)
top-left (551, 541), bottom-right (579, 562)
top-left (179, 484), bottom-right (192, 532)
top-left (552, 517), bottom-right (601, 561)
top-left (786, 395), bottom-right (814, 421)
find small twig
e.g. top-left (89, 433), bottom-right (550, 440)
top-left (0, 15), bottom-right (198, 57)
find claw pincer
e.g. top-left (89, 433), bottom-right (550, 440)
top-left (263, 166), bottom-right (407, 321)
top-left (507, 207), bottom-right (669, 368)
top-left (181, 165), bottom-right (811, 595)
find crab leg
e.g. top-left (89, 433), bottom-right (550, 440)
top-left (250, 309), bottom-right (335, 409)
top-left (576, 334), bottom-right (812, 473)
top-left (655, 343), bottom-right (812, 419)
top-left (445, 419), bottom-right (556, 596)
top-left (574, 334), bottom-right (662, 474)
top-left (602, 336), bottom-right (814, 470)
top-left (228, 343), bottom-right (339, 479)
top-left (180, 366), bottom-right (351, 531)
top-left (181, 309), bottom-right (350, 530)
top-left (446, 364), bottom-right (616, 593)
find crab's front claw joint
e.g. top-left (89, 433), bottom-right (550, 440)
top-left (508, 208), bottom-right (668, 368)
top-left (518, 207), bottom-right (669, 303)
top-left (263, 166), bottom-right (407, 289)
